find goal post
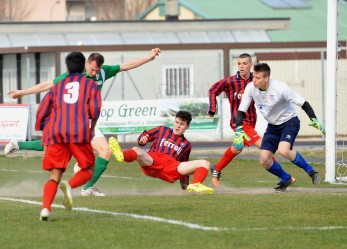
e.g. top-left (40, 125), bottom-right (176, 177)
top-left (325, 0), bottom-right (338, 183)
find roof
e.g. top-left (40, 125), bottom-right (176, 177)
top-left (138, 0), bottom-right (347, 42)
top-left (0, 18), bottom-right (290, 48)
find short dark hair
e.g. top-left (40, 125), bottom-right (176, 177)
top-left (66, 52), bottom-right (85, 73)
top-left (176, 110), bottom-right (192, 125)
top-left (239, 53), bottom-right (252, 59)
top-left (253, 63), bottom-right (271, 77)
top-left (88, 53), bottom-right (105, 67)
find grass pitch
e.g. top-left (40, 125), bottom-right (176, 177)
top-left (1, 153), bottom-right (347, 249)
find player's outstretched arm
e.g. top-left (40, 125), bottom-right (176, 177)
top-left (120, 48), bottom-right (161, 72)
top-left (301, 101), bottom-right (325, 135)
top-left (8, 80), bottom-right (54, 99)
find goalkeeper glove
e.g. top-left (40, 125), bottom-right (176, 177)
top-left (308, 118), bottom-right (325, 135)
top-left (232, 126), bottom-right (251, 150)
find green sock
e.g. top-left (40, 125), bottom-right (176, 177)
top-left (18, 140), bottom-right (44, 151)
top-left (83, 157), bottom-right (108, 190)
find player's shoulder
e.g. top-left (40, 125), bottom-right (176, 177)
top-left (102, 64), bottom-right (120, 70)
top-left (270, 79), bottom-right (288, 89)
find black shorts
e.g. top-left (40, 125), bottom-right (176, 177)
top-left (261, 117), bottom-right (300, 154)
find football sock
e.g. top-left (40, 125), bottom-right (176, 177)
top-left (291, 151), bottom-right (314, 174)
top-left (69, 169), bottom-right (93, 188)
top-left (42, 179), bottom-right (58, 211)
top-left (267, 161), bottom-right (291, 182)
top-left (215, 147), bottom-right (237, 172)
top-left (18, 140), bottom-right (44, 151)
top-left (192, 167), bottom-right (208, 184)
top-left (123, 149), bottom-right (137, 162)
top-left (82, 157), bottom-right (108, 190)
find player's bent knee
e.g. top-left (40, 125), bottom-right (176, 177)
top-left (277, 149), bottom-right (290, 159)
top-left (98, 148), bottom-right (112, 160)
top-left (199, 160), bottom-right (210, 169)
top-left (132, 147), bottom-right (142, 155)
top-left (259, 158), bottom-right (271, 168)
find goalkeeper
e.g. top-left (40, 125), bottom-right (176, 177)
top-left (234, 63), bottom-right (325, 191)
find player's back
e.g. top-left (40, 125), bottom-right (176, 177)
top-left (38, 73), bottom-right (101, 145)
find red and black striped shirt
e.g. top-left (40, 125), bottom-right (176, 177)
top-left (35, 73), bottom-right (101, 145)
top-left (208, 71), bottom-right (256, 129)
top-left (138, 126), bottom-right (191, 162)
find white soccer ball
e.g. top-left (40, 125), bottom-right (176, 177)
top-left (73, 163), bottom-right (81, 174)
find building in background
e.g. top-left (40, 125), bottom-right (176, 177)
top-left (0, 0), bottom-right (156, 22)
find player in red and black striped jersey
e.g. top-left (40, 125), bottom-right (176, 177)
top-left (109, 111), bottom-right (214, 194)
top-left (36, 73), bottom-right (101, 145)
top-left (35, 52), bottom-right (102, 221)
top-left (208, 53), bottom-right (264, 187)
top-left (140, 125), bottom-right (191, 162)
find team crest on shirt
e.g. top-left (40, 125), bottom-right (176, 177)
top-left (270, 94), bottom-right (274, 101)
top-left (180, 142), bottom-right (186, 148)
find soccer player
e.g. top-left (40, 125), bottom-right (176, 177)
top-left (109, 110), bottom-right (214, 194)
top-left (208, 53), bottom-right (270, 187)
top-left (5, 48), bottom-right (161, 196)
top-left (36, 52), bottom-right (102, 220)
top-left (234, 63), bottom-right (325, 191)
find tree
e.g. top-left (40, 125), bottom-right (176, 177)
top-left (0, 0), bottom-right (37, 21)
top-left (90, 0), bottom-right (156, 20)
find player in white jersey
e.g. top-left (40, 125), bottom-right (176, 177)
top-left (234, 63), bottom-right (325, 191)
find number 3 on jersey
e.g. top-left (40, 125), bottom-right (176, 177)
top-left (63, 81), bottom-right (79, 104)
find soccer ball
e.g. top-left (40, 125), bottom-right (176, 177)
top-left (73, 163), bottom-right (81, 174)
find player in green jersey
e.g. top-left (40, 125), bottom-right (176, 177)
top-left (6, 48), bottom-right (161, 196)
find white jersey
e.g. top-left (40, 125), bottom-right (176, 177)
top-left (238, 79), bottom-right (305, 125)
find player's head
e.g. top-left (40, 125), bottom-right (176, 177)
top-left (173, 110), bottom-right (192, 136)
top-left (85, 53), bottom-right (104, 77)
top-left (66, 52), bottom-right (86, 74)
top-left (253, 63), bottom-right (271, 90)
top-left (237, 53), bottom-right (252, 79)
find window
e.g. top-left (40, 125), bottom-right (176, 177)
top-left (162, 65), bottom-right (194, 98)
top-left (3, 69), bottom-right (17, 103)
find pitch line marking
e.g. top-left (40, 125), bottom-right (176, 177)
top-left (0, 197), bottom-right (226, 231)
top-left (1, 197), bottom-right (347, 232)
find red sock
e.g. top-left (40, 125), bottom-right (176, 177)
top-left (192, 167), bottom-right (208, 184)
top-left (215, 147), bottom-right (237, 172)
top-left (123, 149), bottom-right (137, 162)
top-left (42, 180), bottom-right (58, 211)
top-left (69, 169), bottom-right (93, 188)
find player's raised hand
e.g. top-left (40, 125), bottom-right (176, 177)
top-left (139, 134), bottom-right (150, 145)
top-left (149, 48), bottom-right (161, 60)
top-left (7, 89), bottom-right (23, 99)
top-left (207, 111), bottom-right (215, 117)
top-left (232, 126), bottom-right (250, 150)
top-left (309, 118), bottom-right (326, 135)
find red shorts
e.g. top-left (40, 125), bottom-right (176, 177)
top-left (43, 143), bottom-right (95, 172)
top-left (232, 123), bottom-right (261, 147)
top-left (140, 152), bottom-right (182, 183)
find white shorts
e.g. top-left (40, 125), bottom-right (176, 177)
top-left (93, 127), bottom-right (105, 139)
top-left (90, 120), bottom-right (105, 140)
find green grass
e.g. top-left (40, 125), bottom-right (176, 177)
top-left (1, 154), bottom-right (347, 249)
